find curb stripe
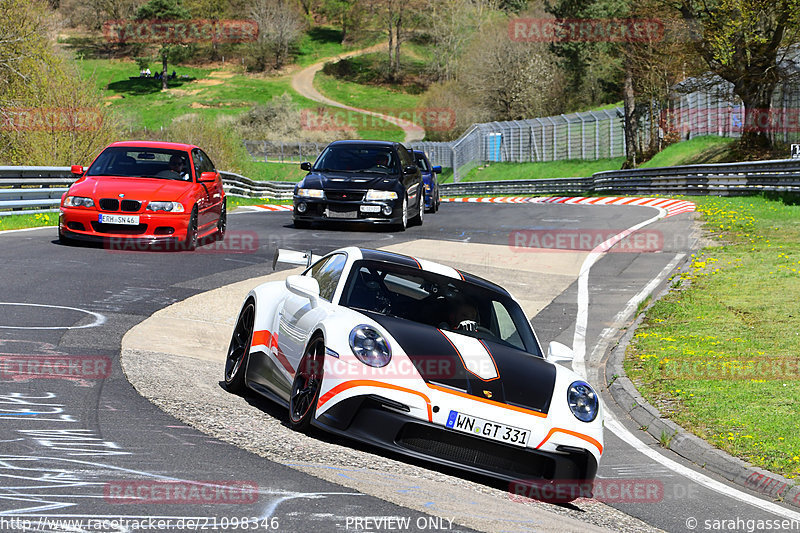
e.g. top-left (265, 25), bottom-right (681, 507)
top-left (442, 196), bottom-right (695, 218)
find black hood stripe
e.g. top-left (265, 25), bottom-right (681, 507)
top-left (361, 310), bottom-right (556, 414)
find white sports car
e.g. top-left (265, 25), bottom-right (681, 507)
top-left (224, 247), bottom-right (603, 489)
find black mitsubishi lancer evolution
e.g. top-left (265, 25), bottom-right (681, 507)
top-left (292, 140), bottom-right (424, 231)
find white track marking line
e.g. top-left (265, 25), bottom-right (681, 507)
top-left (569, 208), bottom-right (800, 521)
top-left (0, 303), bottom-right (105, 330)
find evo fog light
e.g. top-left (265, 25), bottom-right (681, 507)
top-left (297, 202), bottom-right (308, 213)
top-left (349, 325), bottom-right (391, 368)
top-left (382, 204), bottom-right (393, 215)
top-left (567, 381), bottom-right (598, 422)
top-left (365, 190), bottom-right (398, 201)
top-left (146, 201), bottom-right (184, 212)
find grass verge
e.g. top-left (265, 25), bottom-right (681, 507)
top-left (640, 136), bottom-right (738, 168)
top-left (0, 198), bottom-right (289, 232)
top-left (624, 194), bottom-right (800, 479)
top-left (454, 158), bottom-right (625, 182)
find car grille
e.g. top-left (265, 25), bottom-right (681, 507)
top-left (99, 199), bottom-right (119, 211)
top-left (325, 205), bottom-right (358, 219)
top-left (396, 423), bottom-right (554, 479)
top-left (99, 199), bottom-right (142, 212)
top-left (326, 191), bottom-right (364, 202)
top-left (121, 200), bottom-right (141, 212)
top-left (90, 222), bottom-right (148, 235)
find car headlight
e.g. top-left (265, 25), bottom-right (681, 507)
top-left (567, 381), bottom-right (599, 422)
top-left (63, 196), bottom-right (94, 208)
top-left (147, 201), bottom-right (185, 212)
top-left (365, 190), bottom-right (398, 201)
top-left (296, 188), bottom-right (324, 199)
top-left (349, 325), bottom-right (391, 367)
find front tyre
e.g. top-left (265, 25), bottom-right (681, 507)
top-left (215, 201), bottom-right (227, 241)
top-left (289, 335), bottom-right (325, 432)
top-left (224, 298), bottom-right (255, 394)
top-left (395, 196), bottom-right (408, 232)
top-left (410, 194), bottom-right (423, 226)
top-left (183, 207), bottom-right (198, 251)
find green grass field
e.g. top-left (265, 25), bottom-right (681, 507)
top-left (640, 136), bottom-right (737, 168)
top-left (454, 158), bottom-right (625, 182)
top-left (77, 58), bottom-right (403, 141)
top-left (625, 195), bottom-right (800, 478)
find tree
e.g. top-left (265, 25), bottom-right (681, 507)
top-left (459, 17), bottom-right (565, 120)
top-left (136, 0), bottom-right (191, 91)
top-left (248, 0), bottom-right (305, 70)
top-left (320, 0), bottom-right (360, 43)
top-left (424, 0), bottom-right (498, 82)
top-left (377, 0), bottom-right (424, 80)
top-left (670, 0), bottom-right (800, 149)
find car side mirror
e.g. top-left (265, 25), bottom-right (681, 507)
top-left (199, 171), bottom-right (218, 182)
top-left (546, 341), bottom-right (574, 363)
top-left (71, 165), bottom-right (84, 176)
top-left (286, 275), bottom-right (320, 305)
top-left (403, 165), bottom-right (417, 175)
top-left (432, 165), bottom-right (442, 174)
top-left (300, 162), bottom-right (312, 171)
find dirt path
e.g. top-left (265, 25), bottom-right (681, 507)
top-left (291, 42), bottom-right (425, 144)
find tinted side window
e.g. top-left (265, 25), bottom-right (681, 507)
top-left (308, 254), bottom-right (347, 302)
top-left (397, 146), bottom-right (413, 167)
top-left (192, 149), bottom-right (215, 179)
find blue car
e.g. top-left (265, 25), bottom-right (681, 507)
top-left (411, 150), bottom-right (442, 213)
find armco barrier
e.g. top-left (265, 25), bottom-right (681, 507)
top-left (0, 167), bottom-right (295, 216)
top-left (440, 157), bottom-right (800, 197)
top-left (4, 157), bottom-right (800, 215)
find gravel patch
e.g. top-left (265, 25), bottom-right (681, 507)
top-left (122, 348), bottom-right (663, 533)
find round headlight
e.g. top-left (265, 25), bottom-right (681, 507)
top-left (567, 381), bottom-right (598, 422)
top-left (349, 325), bottom-right (391, 367)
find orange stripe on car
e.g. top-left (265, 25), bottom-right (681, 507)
top-left (535, 427), bottom-right (603, 454)
top-left (426, 382), bottom-right (547, 418)
top-left (251, 329), bottom-right (294, 376)
top-left (317, 380), bottom-right (433, 421)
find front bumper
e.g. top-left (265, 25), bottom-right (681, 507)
top-left (314, 394), bottom-right (598, 484)
top-left (292, 197), bottom-right (403, 225)
top-left (59, 207), bottom-right (190, 244)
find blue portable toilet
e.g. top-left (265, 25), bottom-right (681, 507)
top-left (487, 132), bottom-right (502, 162)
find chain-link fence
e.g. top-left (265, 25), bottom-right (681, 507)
top-left (668, 78), bottom-right (800, 144)
top-left (243, 140), bottom-right (325, 163)
top-left (411, 108), bottom-right (625, 181)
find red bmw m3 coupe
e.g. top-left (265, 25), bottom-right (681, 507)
top-left (59, 141), bottom-right (226, 250)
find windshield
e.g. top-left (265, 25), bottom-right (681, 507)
top-left (341, 260), bottom-right (540, 354)
top-left (313, 145), bottom-right (398, 174)
top-left (413, 153), bottom-right (430, 171)
top-left (86, 147), bottom-right (192, 181)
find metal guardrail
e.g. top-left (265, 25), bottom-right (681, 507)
top-left (3, 158), bottom-right (800, 215)
top-left (0, 167), bottom-right (296, 216)
top-left (440, 157), bottom-right (800, 197)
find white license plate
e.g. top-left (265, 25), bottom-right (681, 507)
top-left (446, 410), bottom-right (530, 447)
top-left (359, 205), bottom-right (381, 213)
top-left (99, 214), bottom-right (140, 225)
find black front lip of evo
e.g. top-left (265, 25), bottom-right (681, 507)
top-left (292, 197), bottom-right (404, 224)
